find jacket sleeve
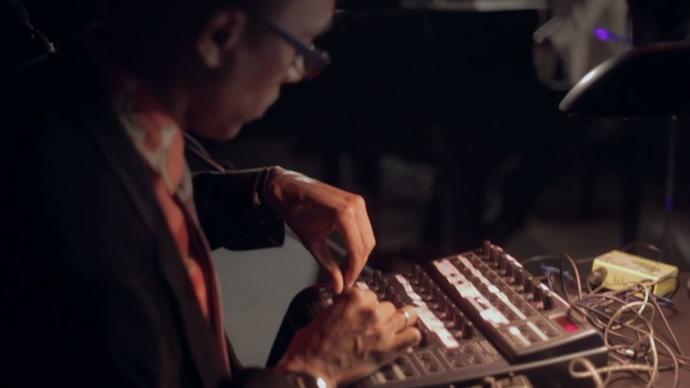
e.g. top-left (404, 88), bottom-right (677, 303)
top-left (192, 168), bottom-right (285, 251)
top-left (225, 368), bottom-right (296, 388)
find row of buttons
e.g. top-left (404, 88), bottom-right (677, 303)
top-left (377, 357), bottom-right (418, 382)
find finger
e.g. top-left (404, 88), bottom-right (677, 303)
top-left (341, 288), bottom-right (379, 322)
top-left (355, 198), bottom-right (376, 258)
top-left (390, 326), bottom-right (422, 353)
top-left (346, 286), bottom-right (378, 306)
top-left (348, 210), bottom-right (375, 288)
top-left (336, 206), bottom-right (366, 289)
top-left (311, 240), bottom-right (344, 294)
top-left (383, 306), bottom-right (419, 334)
top-left (350, 195), bottom-right (375, 285)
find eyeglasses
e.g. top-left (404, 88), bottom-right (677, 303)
top-left (261, 19), bottom-right (331, 79)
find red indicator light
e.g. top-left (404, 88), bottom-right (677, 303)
top-left (555, 316), bottom-right (580, 333)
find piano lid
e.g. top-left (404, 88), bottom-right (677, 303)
top-left (400, 0), bottom-right (548, 12)
top-left (560, 42), bottom-right (690, 118)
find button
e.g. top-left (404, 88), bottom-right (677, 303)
top-left (381, 366), bottom-right (396, 380)
top-left (402, 365), bottom-right (416, 377)
top-left (444, 348), bottom-right (460, 357)
top-left (536, 320), bottom-right (559, 338)
top-left (396, 357), bottom-right (417, 377)
top-left (427, 362), bottom-right (440, 373)
top-left (526, 331), bottom-right (541, 343)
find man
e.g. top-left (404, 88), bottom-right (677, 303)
top-left (0, 0), bottom-right (420, 387)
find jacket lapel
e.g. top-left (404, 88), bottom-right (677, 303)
top-left (62, 50), bottom-right (229, 388)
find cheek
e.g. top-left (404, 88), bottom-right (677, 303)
top-left (247, 59), bottom-right (289, 108)
top-left (213, 40), bottom-right (293, 125)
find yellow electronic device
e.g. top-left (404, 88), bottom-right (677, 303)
top-left (592, 250), bottom-right (679, 296)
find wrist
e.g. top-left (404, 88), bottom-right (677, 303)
top-left (259, 165), bottom-right (284, 212)
top-left (281, 371), bottom-right (331, 388)
top-left (276, 358), bottom-right (335, 388)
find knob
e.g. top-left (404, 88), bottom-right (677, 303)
top-left (488, 247), bottom-right (496, 260)
top-left (373, 269), bottom-right (383, 282)
top-left (523, 276), bottom-right (534, 294)
top-left (482, 240), bottom-right (492, 259)
top-left (533, 282), bottom-right (544, 302)
top-left (391, 294), bottom-right (404, 308)
top-left (513, 271), bottom-right (524, 288)
top-left (421, 288), bottom-right (436, 303)
top-left (452, 316), bottom-right (465, 339)
top-left (504, 262), bottom-right (514, 278)
top-left (381, 278), bottom-right (389, 289)
top-left (462, 322), bottom-right (474, 339)
top-left (420, 270), bottom-right (433, 285)
top-left (435, 304), bottom-right (450, 320)
top-left (497, 253), bottom-right (509, 274)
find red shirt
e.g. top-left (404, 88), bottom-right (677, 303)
top-left (102, 63), bottom-right (231, 373)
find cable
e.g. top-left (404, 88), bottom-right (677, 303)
top-left (183, 132), bottom-right (231, 173)
top-left (537, 244), bottom-right (685, 387)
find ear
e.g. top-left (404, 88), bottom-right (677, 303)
top-left (197, 8), bottom-right (246, 69)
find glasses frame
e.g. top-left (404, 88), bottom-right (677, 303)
top-left (260, 19), bottom-right (331, 79)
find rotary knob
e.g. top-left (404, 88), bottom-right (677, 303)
top-left (483, 240), bottom-right (492, 258)
top-left (504, 262), bottom-right (514, 279)
top-left (512, 271), bottom-right (524, 289)
top-left (462, 322), bottom-right (474, 339)
top-left (523, 276), bottom-right (534, 294)
top-left (533, 282), bottom-right (544, 302)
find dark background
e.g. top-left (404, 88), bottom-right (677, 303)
top-left (5, 0), bottom-right (690, 265)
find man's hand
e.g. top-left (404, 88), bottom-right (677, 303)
top-left (264, 167), bottom-right (375, 294)
top-left (276, 288), bottom-right (421, 387)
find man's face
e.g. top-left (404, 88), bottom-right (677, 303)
top-left (189, 0), bottom-right (335, 140)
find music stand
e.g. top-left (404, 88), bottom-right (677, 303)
top-left (560, 42), bottom-right (690, 264)
top-left (560, 42), bottom-right (690, 117)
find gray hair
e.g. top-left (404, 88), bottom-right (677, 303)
top-left (100, 0), bottom-right (290, 57)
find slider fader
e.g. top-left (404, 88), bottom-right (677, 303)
top-left (294, 242), bottom-right (608, 387)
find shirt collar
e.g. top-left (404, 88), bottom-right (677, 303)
top-left (94, 52), bottom-right (192, 198)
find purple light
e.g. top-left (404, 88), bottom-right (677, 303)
top-left (666, 197), bottom-right (674, 212)
top-left (594, 28), bottom-right (612, 42)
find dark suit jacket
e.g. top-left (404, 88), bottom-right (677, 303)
top-left (0, 45), bottom-right (294, 388)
